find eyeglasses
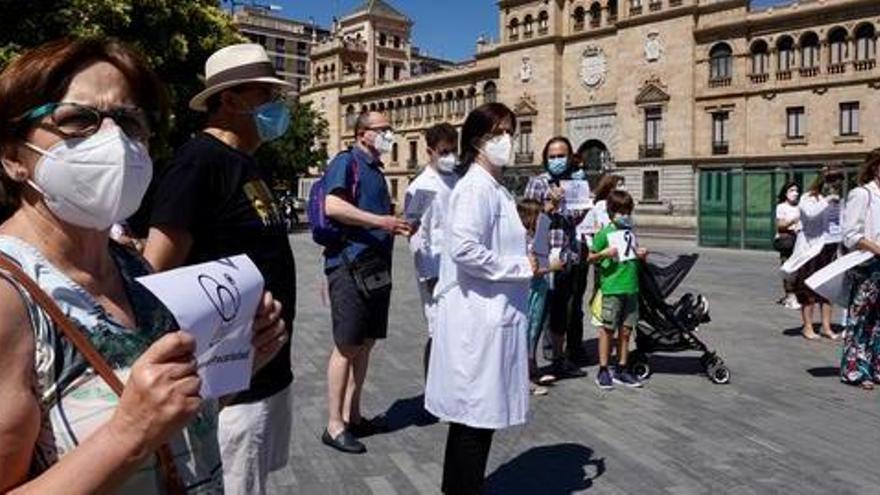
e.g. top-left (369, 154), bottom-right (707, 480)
top-left (16, 102), bottom-right (154, 143)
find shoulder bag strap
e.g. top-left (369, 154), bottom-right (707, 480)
top-left (0, 254), bottom-right (187, 495)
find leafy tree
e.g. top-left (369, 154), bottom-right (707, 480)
top-left (256, 100), bottom-right (329, 192)
top-left (0, 0), bottom-right (243, 157)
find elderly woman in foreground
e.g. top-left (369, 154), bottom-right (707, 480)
top-left (0, 38), bottom-right (287, 493)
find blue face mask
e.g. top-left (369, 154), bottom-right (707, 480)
top-left (615, 214), bottom-right (633, 230)
top-left (253, 101), bottom-right (291, 142)
top-left (571, 169), bottom-right (586, 181)
top-left (547, 157), bottom-right (568, 176)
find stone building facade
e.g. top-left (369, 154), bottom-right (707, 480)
top-left (301, 0), bottom-right (879, 241)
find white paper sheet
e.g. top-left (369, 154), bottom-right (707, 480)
top-left (404, 189), bottom-right (436, 222)
top-left (534, 213), bottom-right (551, 270)
top-left (137, 255), bottom-right (265, 399)
top-left (559, 180), bottom-right (593, 211)
top-left (826, 201), bottom-right (843, 244)
top-left (608, 229), bottom-right (639, 262)
top-left (806, 250), bottom-right (874, 307)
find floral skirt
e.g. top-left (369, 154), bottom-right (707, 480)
top-left (840, 260), bottom-right (880, 385)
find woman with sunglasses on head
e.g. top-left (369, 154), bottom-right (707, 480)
top-left (840, 150), bottom-right (880, 390)
top-left (425, 103), bottom-right (534, 495)
top-left (782, 165), bottom-right (844, 341)
top-left (0, 38), bottom-right (286, 494)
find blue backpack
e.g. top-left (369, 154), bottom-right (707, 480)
top-left (307, 151), bottom-right (360, 247)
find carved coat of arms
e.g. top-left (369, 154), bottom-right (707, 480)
top-left (580, 47), bottom-right (607, 89)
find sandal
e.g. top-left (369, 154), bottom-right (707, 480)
top-left (860, 381), bottom-right (875, 391)
top-left (802, 331), bottom-right (820, 341)
top-left (537, 373), bottom-right (557, 385)
top-left (821, 331), bottom-right (841, 341)
top-left (530, 383), bottom-right (549, 396)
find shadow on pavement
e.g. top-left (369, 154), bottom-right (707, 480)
top-left (643, 354), bottom-right (705, 376)
top-left (806, 366), bottom-right (839, 378)
top-left (782, 324), bottom-right (845, 337)
top-left (485, 443), bottom-right (605, 494)
top-left (378, 394), bottom-right (438, 434)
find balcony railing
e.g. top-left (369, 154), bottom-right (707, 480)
top-left (854, 59), bottom-right (876, 71)
top-left (708, 76), bottom-right (732, 88)
top-left (776, 69), bottom-right (792, 80)
top-left (749, 73), bottom-right (769, 84)
top-left (538, 27), bottom-right (548, 35)
top-left (712, 142), bottom-right (729, 156)
top-left (639, 144), bottom-right (664, 159)
top-left (630, 6), bottom-right (643, 15)
top-left (407, 159), bottom-right (418, 170)
top-left (799, 66), bottom-right (820, 77)
top-left (828, 63), bottom-right (846, 74)
top-left (670, 0), bottom-right (682, 6)
top-left (573, 21), bottom-right (585, 32)
top-left (509, 33), bottom-right (519, 42)
top-left (515, 151), bottom-right (534, 165)
top-left (649, 1), bottom-right (662, 12)
top-left (608, 14), bottom-right (618, 22)
top-left (590, 18), bottom-right (601, 28)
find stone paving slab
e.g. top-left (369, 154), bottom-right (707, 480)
top-left (268, 235), bottom-right (880, 494)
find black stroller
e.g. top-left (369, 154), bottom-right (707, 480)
top-left (627, 253), bottom-right (731, 385)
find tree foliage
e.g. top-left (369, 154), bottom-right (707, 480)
top-left (256, 100), bottom-right (329, 191)
top-left (0, 0), bottom-right (243, 158)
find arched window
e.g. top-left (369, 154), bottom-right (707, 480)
top-left (589, 2), bottom-right (601, 27)
top-left (750, 40), bottom-right (769, 75)
top-left (394, 99), bottom-right (403, 123)
top-left (404, 97), bottom-right (413, 122)
top-left (777, 35), bottom-right (795, 71)
top-left (855, 23), bottom-right (877, 62)
top-left (800, 31), bottom-right (820, 69)
top-left (483, 81), bottom-right (497, 103)
top-left (608, 0), bottom-right (618, 21)
top-left (434, 92), bottom-right (444, 117)
top-left (538, 11), bottom-right (549, 34)
top-left (467, 87), bottom-right (477, 113)
top-left (345, 105), bottom-right (356, 129)
top-left (455, 89), bottom-right (466, 115)
top-left (828, 27), bottom-right (848, 66)
top-left (509, 18), bottom-right (520, 40)
top-left (523, 15), bottom-right (534, 38)
top-left (329, 63), bottom-right (336, 80)
top-left (369, 102), bottom-right (377, 112)
top-left (573, 6), bottom-right (586, 31)
top-left (709, 42), bottom-right (733, 81)
top-left (425, 94), bottom-right (434, 119)
top-left (445, 90), bottom-right (455, 115)
top-left (379, 32), bottom-right (387, 46)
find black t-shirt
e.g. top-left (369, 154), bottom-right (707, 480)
top-left (148, 132), bottom-right (296, 404)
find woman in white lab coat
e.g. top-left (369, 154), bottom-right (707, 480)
top-left (840, 150), bottom-right (880, 390)
top-left (782, 165), bottom-right (844, 340)
top-left (425, 103), bottom-right (533, 495)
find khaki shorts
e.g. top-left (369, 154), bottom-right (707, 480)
top-left (601, 293), bottom-right (639, 331)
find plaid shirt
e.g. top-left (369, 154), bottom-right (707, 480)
top-left (524, 173), bottom-right (582, 264)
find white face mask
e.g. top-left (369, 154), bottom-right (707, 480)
top-left (24, 127), bottom-right (153, 230)
top-left (373, 130), bottom-right (395, 154)
top-left (435, 153), bottom-right (458, 173)
top-left (481, 133), bottom-right (512, 168)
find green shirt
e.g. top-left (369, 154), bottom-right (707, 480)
top-left (592, 224), bottom-right (639, 295)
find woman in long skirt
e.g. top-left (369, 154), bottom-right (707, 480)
top-left (840, 150), bottom-right (880, 390)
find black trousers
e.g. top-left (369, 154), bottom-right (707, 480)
top-left (441, 423), bottom-right (495, 495)
top-left (567, 262), bottom-right (590, 360)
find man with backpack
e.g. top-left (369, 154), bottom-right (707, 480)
top-left (317, 111), bottom-right (411, 454)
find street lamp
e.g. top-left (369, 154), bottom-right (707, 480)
top-left (226, 0), bottom-right (283, 14)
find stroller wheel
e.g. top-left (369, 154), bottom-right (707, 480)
top-left (632, 361), bottom-right (652, 382)
top-left (708, 364), bottom-right (731, 384)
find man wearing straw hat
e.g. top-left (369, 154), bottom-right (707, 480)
top-left (143, 44), bottom-right (298, 495)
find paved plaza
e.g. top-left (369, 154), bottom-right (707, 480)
top-left (269, 234), bottom-right (879, 495)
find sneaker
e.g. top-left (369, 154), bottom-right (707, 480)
top-left (595, 368), bottom-right (613, 390)
top-left (783, 294), bottom-right (801, 310)
top-left (613, 368), bottom-right (643, 388)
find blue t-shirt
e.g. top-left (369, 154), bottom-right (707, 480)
top-left (323, 146), bottom-right (394, 271)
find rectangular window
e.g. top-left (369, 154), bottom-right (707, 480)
top-left (643, 170), bottom-right (659, 202)
top-left (390, 178), bottom-right (399, 199)
top-left (297, 60), bottom-right (307, 73)
top-left (712, 112), bottom-right (729, 154)
top-left (786, 107), bottom-right (805, 139)
top-left (393, 65), bottom-right (401, 80)
top-left (408, 140), bottom-right (418, 168)
top-left (275, 38), bottom-right (285, 53)
top-left (378, 63), bottom-right (387, 81)
top-left (644, 107), bottom-right (663, 147)
top-left (297, 42), bottom-right (308, 56)
top-left (274, 56), bottom-right (285, 72)
top-left (391, 143), bottom-right (398, 162)
top-left (518, 121), bottom-right (533, 154)
top-left (839, 102), bottom-right (860, 136)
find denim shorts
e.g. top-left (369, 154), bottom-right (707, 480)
top-left (601, 293), bottom-right (639, 330)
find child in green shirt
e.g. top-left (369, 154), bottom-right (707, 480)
top-left (588, 190), bottom-right (648, 390)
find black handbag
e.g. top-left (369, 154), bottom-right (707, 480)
top-left (343, 248), bottom-right (392, 298)
top-left (773, 233), bottom-right (795, 254)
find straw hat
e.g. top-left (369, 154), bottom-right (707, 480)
top-left (189, 43), bottom-right (294, 112)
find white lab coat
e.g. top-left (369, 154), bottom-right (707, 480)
top-left (781, 193), bottom-right (840, 275)
top-left (842, 181), bottom-right (880, 250)
top-left (406, 166), bottom-right (458, 335)
top-left (425, 165), bottom-right (532, 430)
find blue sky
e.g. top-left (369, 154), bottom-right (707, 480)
top-left (265, 0), bottom-right (791, 62)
